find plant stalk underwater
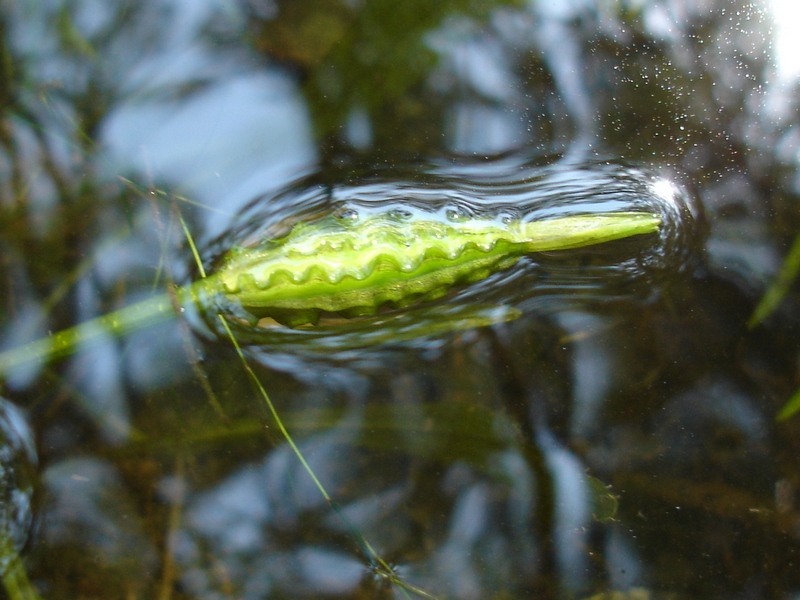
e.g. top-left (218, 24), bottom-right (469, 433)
top-left (0, 211), bottom-right (660, 375)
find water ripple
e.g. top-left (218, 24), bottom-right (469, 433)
top-left (198, 154), bottom-right (701, 358)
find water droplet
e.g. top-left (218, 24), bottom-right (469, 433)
top-left (388, 208), bottom-right (412, 220)
top-left (336, 208), bottom-right (359, 222)
top-left (498, 211), bottom-right (517, 225)
top-left (445, 207), bottom-right (468, 222)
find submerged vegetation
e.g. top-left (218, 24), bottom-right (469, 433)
top-left (749, 231), bottom-right (800, 420)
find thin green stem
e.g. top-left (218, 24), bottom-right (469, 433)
top-left (749, 231), bottom-right (800, 327)
top-left (178, 212), bottom-right (206, 279)
top-left (216, 316), bottom-right (329, 498)
top-left (169, 209), bottom-right (227, 419)
top-left (216, 315), bottom-right (437, 598)
top-left (0, 292), bottom-right (178, 375)
top-left (777, 386), bottom-right (800, 422)
top-left (175, 209), bottom-right (437, 597)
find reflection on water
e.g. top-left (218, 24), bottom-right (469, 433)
top-left (195, 156), bottom-right (698, 364)
top-left (0, 0), bottom-right (798, 598)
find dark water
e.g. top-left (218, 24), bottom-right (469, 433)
top-left (0, 1), bottom-right (799, 599)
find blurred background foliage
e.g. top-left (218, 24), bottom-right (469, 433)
top-left (240, 0), bottom-right (525, 156)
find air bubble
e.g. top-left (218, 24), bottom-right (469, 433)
top-left (445, 207), bottom-right (468, 222)
top-left (388, 208), bottom-right (413, 220)
top-left (336, 208), bottom-right (360, 222)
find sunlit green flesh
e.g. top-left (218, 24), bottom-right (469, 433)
top-left (207, 212), bottom-right (661, 321)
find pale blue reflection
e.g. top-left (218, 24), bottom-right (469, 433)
top-left (179, 438), bottom-right (368, 598)
top-left (703, 173), bottom-right (781, 286)
top-left (430, 22), bottom-right (527, 153)
top-left (42, 457), bottom-right (158, 576)
top-left (659, 377), bottom-right (769, 452)
top-left (449, 102), bottom-right (526, 154)
top-left (70, 278), bottom-right (130, 444)
top-left (538, 429), bottom-right (592, 593)
top-left (101, 0), bottom-right (317, 238)
top-left (185, 463), bottom-right (272, 555)
top-left (556, 311), bottom-right (613, 440)
top-left (345, 107), bottom-right (373, 150)
top-left (0, 299), bottom-right (47, 391)
top-left (432, 483), bottom-right (494, 599)
top-left (104, 71), bottom-right (317, 238)
top-left (427, 452), bottom-right (537, 597)
top-left (531, 0), bottom-right (598, 143)
top-left (70, 328), bottom-right (129, 443)
top-left (295, 548), bottom-right (364, 595)
top-left (606, 525), bottom-right (648, 590)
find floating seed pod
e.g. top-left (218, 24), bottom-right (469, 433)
top-left (0, 156), bottom-right (699, 372)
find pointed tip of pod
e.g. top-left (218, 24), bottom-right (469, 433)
top-left (521, 212), bottom-right (661, 252)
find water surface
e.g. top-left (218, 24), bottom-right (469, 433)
top-left (0, 1), bottom-right (798, 599)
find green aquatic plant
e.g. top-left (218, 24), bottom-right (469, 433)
top-left (0, 208), bottom-right (660, 374)
top-left (748, 231), bottom-right (800, 421)
top-left (0, 533), bottom-right (41, 600)
top-left (748, 232), bottom-right (800, 328)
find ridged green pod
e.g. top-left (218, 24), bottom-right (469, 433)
top-left (202, 210), bottom-right (661, 327)
top-left (0, 208), bottom-right (660, 374)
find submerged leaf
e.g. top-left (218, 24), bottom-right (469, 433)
top-left (748, 231), bottom-right (800, 327)
top-left (109, 402), bottom-right (519, 470)
top-left (776, 387), bottom-right (800, 422)
top-left (747, 232), bottom-right (800, 422)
